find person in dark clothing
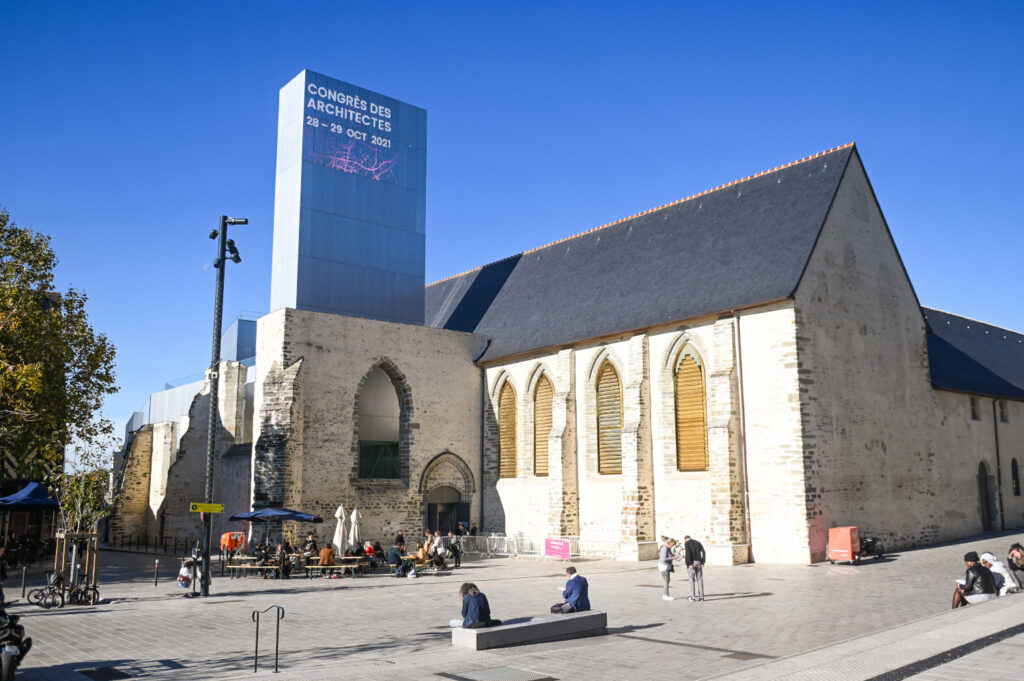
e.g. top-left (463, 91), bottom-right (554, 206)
top-left (395, 530), bottom-right (405, 547)
top-left (388, 544), bottom-right (407, 577)
top-left (683, 535), bottom-right (706, 602)
top-left (302, 533), bottom-right (317, 557)
top-left (470, 525), bottom-right (478, 536)
top-left (953, 551), bottom-right (997, 608)
top-left (450, 582), bottom-right (500, 628)
top-left (551, 566), bottom-right (591, 613)
top-left (1007, 543), bottom-right (1024, 590)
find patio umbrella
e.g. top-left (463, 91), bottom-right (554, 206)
top-left (229, 508), bottom-right (324, 544)
top-left (332, 505), bottom-right (348, 556)
top-left (347, 508), bottom-right (362, 549)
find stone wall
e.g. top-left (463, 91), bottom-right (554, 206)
top-left (252, 308), bottom-right (486, 548)
top-left (109, 425), bottom-right (154, 539)
top-left (156, 360), bottom-right (250, 542)
top-left (792, 150), bottom-right (1024, 561)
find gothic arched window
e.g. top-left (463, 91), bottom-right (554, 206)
top-left (596, 361), bottom-right (622, 475)
top-left (533, 375), bottom-right (553, 477)
top-left (357, 367), bottom-right (400, 478)
top-left (498, 382), bottom-right (517, 478)
top-left (674, 349), bottom-right (708, 471)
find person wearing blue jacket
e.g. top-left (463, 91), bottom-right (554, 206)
top-left (450, 583), bottom-right (501, 628)
top-left (551, 566), bottom-right (590, 613)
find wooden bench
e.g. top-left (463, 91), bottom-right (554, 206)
top-left (451, 611), bottom-right (607, 650)
top-left (228, 564), bottom-right (280, 579)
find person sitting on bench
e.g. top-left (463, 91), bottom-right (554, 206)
top-left (450, 582), bottom-right (501, 628)
top-left (318, 543), bottom-right (335, 569)
top-left (388, 543), bottom-right (406, 577)
top-left (551, 566), bottom-right (590, 613)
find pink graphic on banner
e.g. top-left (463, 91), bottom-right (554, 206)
top-left (545, 538), bottom-right (570, 560)
top-left (307, 137), bottom-right (398, 183)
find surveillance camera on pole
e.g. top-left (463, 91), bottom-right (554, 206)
top-left (200, 214), bottom-right (247, 598)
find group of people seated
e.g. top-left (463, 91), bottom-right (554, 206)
top-left (952, 543), bottom-right (1024, 608)
top-left (384, 528), bottom-right (463, 577)
top-left (449, 566), bottom-right (591, 629)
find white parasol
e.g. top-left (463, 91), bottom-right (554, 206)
top-left (348, 507), bottom-right (362, 549)
top-left (332, 504), bottom-right (348, 556)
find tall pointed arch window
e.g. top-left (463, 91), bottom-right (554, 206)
top-left (358, 367), bottom-right (401, 478)
top-left (533, 375), bottom-right (553, 477)
top-left (674, 348), bottom-right (708, 471)
top-left (498, 381), bottom-right (517, 478)
top-left (596, 361), bottom-right (622, 475)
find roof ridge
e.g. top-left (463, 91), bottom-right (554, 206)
top-left (923, 307), bottom-right (1024, 337)
top-left (427, 142), bottom-right (856, 288)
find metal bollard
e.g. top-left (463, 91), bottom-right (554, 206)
top-left (153, 559), bottom-right (159, 586)
top-left (252, 605), bottom-right (285, 673)
top-left (20, 567), bottom-right (26, 598)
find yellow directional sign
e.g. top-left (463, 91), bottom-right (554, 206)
top-left (189, 502), bottom-right (225, 513)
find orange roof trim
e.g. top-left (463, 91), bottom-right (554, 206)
top-left (427, 142), bottom-right (856, 288)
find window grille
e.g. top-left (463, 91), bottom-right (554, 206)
top-left (498, 382), bottom-right (517, 478)
top-left (675, 353), bottom-right (709, 471)
top-left (596, 362), bottom-right (622, 474)
top-left (534, 375), bottom-right (553, 476)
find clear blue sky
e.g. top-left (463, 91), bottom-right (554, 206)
top-left (2, 2), bottom-right (1021, 441)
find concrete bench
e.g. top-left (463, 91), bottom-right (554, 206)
top-left (451, 611), bottom-right (607, 650)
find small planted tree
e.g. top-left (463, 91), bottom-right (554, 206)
top-left (50, 423), bottom-right (119, 534)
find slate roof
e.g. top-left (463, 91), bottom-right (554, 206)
top-left (426, 144), bottom-right (856, 362)
top-left (922, 308), bottom-right (1024, 400)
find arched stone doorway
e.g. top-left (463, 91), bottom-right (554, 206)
top-left (419, 451), bottom-right (475, 534)
top-left (425, 486), bottom-right (467, 534)
top-left (978, 461), bottom-right (993, 531)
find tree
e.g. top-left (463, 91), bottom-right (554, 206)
top-left (0, 208), bottom-right (117, 481)
top-left (52, 427), bottom-right (120, 534)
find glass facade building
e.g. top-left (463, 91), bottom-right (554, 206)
top-left (269, 70), bottom-right (427, 324)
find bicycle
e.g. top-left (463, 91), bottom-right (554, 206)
top-left (26, 574), bottom-right (63, 610)
top-left (64, 583), bottom-right (100, 606)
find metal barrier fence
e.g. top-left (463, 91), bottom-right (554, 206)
top-left (454, 534), bottom-right (621, 560)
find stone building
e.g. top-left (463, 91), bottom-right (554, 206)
top-left (112, 142), bottom-right (1024, 564)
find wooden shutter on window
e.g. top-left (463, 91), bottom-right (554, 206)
top-left (498, 382), bottom-right (517, 478)
top-left (675, 354), bottom-right (708, 471)
top-left (596, 362), bottom-right (622, 474)
top-left (534, 376), bottom-right (553, 476)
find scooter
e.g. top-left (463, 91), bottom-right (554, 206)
top-left (0, 604), bottom-right (32, 681)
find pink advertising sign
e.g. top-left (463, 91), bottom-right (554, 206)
top-left (545, 538), bottom-right (571, 560)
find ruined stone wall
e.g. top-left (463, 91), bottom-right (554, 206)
top-left (253, 308), bottom-right (486, 548)
top-left (157, 361), bottom-right (249, 542)
top-left (109, 425), bottom-right (154, 539)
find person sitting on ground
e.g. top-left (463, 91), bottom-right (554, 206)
top-left (1007, 543), bottom-right (1024, 590)
top-left (551, 566), bottom-right (591, 613)
top-left (318, 542), bottom-right (335, 568)
top-left (449, 582), bottom-right (502, 628)
top-left (953, 551), bottom-right (997, 608)
top-left (302, 532), bottom-right (317, 557)
top-left (980, 552), bottom-right (1016, 595)
top-left (388, 543), bottom-right (406, 577)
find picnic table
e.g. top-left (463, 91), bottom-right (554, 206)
top-left (304, 555), bottom-right (370, 578)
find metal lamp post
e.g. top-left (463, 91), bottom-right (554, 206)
top-left (201, 215), bottom-right (247, 597)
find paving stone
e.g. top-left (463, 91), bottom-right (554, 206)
top-left (9, 532), bottom-right (1024, 680)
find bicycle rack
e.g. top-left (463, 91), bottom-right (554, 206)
top-left (252, 605), bottom-right (285, 673)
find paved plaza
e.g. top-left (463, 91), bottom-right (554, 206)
top-left (7, 531), bottom-right (1024, 681)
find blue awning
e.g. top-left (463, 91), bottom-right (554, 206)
top-left (0, 482), bottom-right (60, 511)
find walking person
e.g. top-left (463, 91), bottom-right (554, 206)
top-left (683, 535), bottom-right (705, 602)
top-left (658, 538), bottom-right (679, 601)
